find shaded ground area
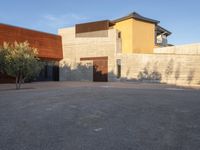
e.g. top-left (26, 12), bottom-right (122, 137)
top-left (0, 82), bottom-right (200, 150)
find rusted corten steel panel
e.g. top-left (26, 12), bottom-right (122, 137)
top-left (80, 56), bottom-right (108, 61)
top-left (93, 59), bottom-right (108, 82)
top-left (80, 56), bottom-right (108, 82)
top-left (0, 23), bottom-right (63, 60)
top-left (76, 20), bottom-right (113, 34)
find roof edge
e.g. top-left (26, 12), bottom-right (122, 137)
top-left (156, 25), bottom-right (172, 36)
top-left (0, 23), bottom-right (60, 37)
top-left (112, 12), bottom-right (160, 24)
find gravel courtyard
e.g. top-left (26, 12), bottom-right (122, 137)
top-left (0, 82), bottom-right (200, 150)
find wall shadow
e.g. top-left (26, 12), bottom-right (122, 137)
top-left (137, 62), bottom-right (162, 82)
top-left (60, 62), bottom-right (93, 81)
top-left (59, 62), bottom-right (161, 83)
top-left (2, 61), bottom-right (198, 86)
top-left (174, 62), bottom-right (181, 83)
top-left (187, 69), bottom-right (195, 85)
top-left (165, 59), bottom-right (174, 81)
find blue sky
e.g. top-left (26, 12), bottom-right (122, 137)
top-left (0, 0), bottom-right (200, 45)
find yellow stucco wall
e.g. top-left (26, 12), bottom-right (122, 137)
top-left (114, 19), bottom-right (133, 53)
top-left (132, 19), bottom-right (155, 53)
top-left (114, 18), bottom-right (155, 54)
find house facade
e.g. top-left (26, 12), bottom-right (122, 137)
top-left (59, 12), bottom-right (171, 82)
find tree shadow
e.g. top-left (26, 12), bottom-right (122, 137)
top-left (165, 59), bottom-right (174, 81)
top-left (60, 62), bottom-right (143, 82)
top-left (60, 62), bottom-right (93, 81)
top-left (174, 62), bottom-right (181, 83)
top-left (137, 62), bottom-right (162, 82)
top-left (187, 69), bottom-right (195, 85)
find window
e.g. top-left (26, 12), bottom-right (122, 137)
top-left (44, 63), bottom-right (48, 78)
top-left (118, 32), bottom-right (121, 38)
top-left (116, 59), bottom-right (121, 78)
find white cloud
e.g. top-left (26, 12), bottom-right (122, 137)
top-left (40, 13), bottom-right (88, 28)
top-left (30, 13), bottom-right (88, 33)
top-left (69, 13), bottom-right (88, 20)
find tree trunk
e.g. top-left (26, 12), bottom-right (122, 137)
top-left (15, 75), bottom-right (20, 90)
top-left (15, 73), bottom-right (21, 90)
top-left (15, 76), bottom-right (18, 89)
top-left (19, 74), bottom-right (22, 89)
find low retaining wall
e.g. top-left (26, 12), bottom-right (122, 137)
top-left (120, 53), bottom-right (200, 86)
top-left (154, 43), bottom-right (200, 55)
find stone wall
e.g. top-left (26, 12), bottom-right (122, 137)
top-left (119, 53), bottom-right (200, 86)
top-left (58, 27), bottom-right (118, 81)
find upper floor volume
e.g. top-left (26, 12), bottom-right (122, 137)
top-left (63, 12), bottom-right (171, 54)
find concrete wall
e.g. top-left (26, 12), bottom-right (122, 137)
top-left (58, 27), bottom-right (118, 81)
top-left (58, 25), bottom-right (200, 87)
top-left (119, 53), bottom-right (200, 86)
top-left (154, 43), bottom-right (200, 55)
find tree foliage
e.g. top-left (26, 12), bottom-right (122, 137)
top-left (0, 41), bottom-right (43, 89)
top-left (0, 45), bottom-right (8, 74)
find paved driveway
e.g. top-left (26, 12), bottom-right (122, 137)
top-left (0, 82), bottom-right (200, 150)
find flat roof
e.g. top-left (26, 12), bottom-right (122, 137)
top-left (0, 23), bottom-right (60, 37)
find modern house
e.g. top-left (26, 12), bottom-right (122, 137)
top-left (59, 12), bottom-right (171, 82)
top-left (0, 23), bottom-right (63, 83)
top-left (1, 12), bottom-right (200, 86)
top-left (2, 12), bottom-right (187, 84)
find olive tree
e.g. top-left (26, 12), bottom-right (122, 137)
top-left (1, 41), bottom-right (43, 89)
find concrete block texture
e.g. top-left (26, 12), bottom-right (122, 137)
top-left (59, 27), bottom-right (200, 87)
top-left (58, 27), bottom-right (118, 81)
top-left (154, 43), bottom-right (200, 55)
top-left (59, 60), bottom-right (93, 81)
top-left (120, 53), bottom-right (200, 86)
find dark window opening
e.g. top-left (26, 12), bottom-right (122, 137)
top-left (117, 59), bottom-right (121, 78)
top-left (35, 61), bottom-right (59, 82)
top-left (118, 32), bottom-right (121, 38)
top-left (44, 64), bottom-right (48, 78)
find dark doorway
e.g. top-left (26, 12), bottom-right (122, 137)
top-left (93, 59), bottom-right (108, 82)
top-left (36, 61), bottom-right (59, 81)
top-left (80, 57), bottom-right (108, 82)
top-left (53, 66), bottom-right (59, 81)
top-left (116, 59), bottom-right (121, 79)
